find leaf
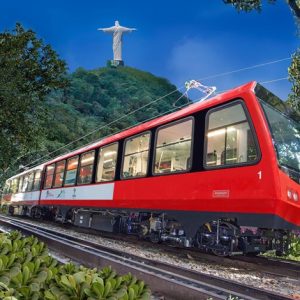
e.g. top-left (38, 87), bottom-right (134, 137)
top-left (30, 282), bottom-right (40, 292)
top-left (73, 272), bottom-right (86, 285)
top-left (3, 296), bottom-right (18, 300)
top-left (44, 290), bottom-right (56, 300)
top-left (11, 272), bottom-right (22, 287)
top-left (34, 258), bottom-right (41, 273)
top-left (35, 270), bottom-right (48, 283)
top-left (46, 269), bottom-right (53, 282)
top-left (7, 266), bottom-right (20, 279)
top-left (84, 288), bottom-right (93, 297)
top-left (113, 287), bottom-right (127, 298)
top-left (50, 285), bottom-right (63, 298)
top-left (24, 253), bottom-right (33, 263)
top-left (67, 275), bottom-right (77, 290)
top-left (19, 286), bottom-right (30, 297)
top-left (0, 275), bottom-right (10, 285)
top-left (1, 246), bottom-right (10, 256)
top-left (103, 281), bottom-right (111, 297)
top-left (130, 284), bottom-right (139, 296)
top-left (138, 281), bottom-right (145, 294)
top-left (128, 287), bottom-right (135, 300)
top-left (91, 281), bottom-right (104, 297)
top-left (109, 278), bottom-right (116, 290)
top-left (139, 290), bottom-right (152, 300)
top-left (115, 276), bottom-right (123, 289)
top-left (129, 276), bottom-right (137, 286)
top-left (0, 256), bottom-right (9, 268)
top-left (0, 281), bottom-right (9, 291)
top-left (60, 275), bottom-right (73, 289)
top-left (8, 254), bottom-right (16, 268)
top-left (22, 266), bottom-right (30, 285)
top-left (24, 262), bottom-right (34, 274)
top-left (12, 240), bottom-right (20, 252)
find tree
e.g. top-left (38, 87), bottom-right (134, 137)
top-left (223, 0), bottom-right (300, 108)
top-left (288, 49), bottom-right (300, 110)
top-left (0, 23), bottom-right (67, 183)
top-left (223, 0), bottom-right (299, 17)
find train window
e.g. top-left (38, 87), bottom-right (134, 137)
top-left (18, 176), bottom-right (23, 193)
top-left (22, 175), bottom-right (29, 192)
top-left (205, 102), bottom-right (258, 167)
top-left (154, 118), bottom-right (194, 174)
top-left (64, 156), bottom-right (79, 186)
top-left (44, 164), bottom-right (55, 189)
top-left (33, 171), bottom-right (42, 191)
top-left (53, 161), bottom-right (66, 188)
top-left (4, 181), bottom-right (10, 195)
top-left (122, 132), bottom-right (150, 179)
top-left (77, 151), bottom-right (95, 185)
top-left (27, 173), bottom-right (34, 192)
top-left (96, 143), bottom-right (118, 182)
top-left (3, 182), bottom-right (7, 195)
top-left (11, 178), bottom-right (18, 194)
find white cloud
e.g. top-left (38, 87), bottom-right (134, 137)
top-left (166, 37), bottom-right (234, 89)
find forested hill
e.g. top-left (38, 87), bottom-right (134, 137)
top-left (43, 66), bottom-right (187, 158)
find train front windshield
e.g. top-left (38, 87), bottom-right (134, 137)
top-left (261, 102), bottom-right (300, 171)
top-left (255, 84), bottom-right (300, 182)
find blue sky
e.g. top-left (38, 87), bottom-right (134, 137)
top-left (1, 0), bottom-right (299, 100)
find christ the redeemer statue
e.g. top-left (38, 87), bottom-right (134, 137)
top-left (98, 20), bottom-right (136, 64)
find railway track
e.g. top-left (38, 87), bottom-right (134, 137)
top-left (11, 215), bottom-right (298, 280)
top-left (67, 221), bottom-right (300, 280)
top-left (0, 215), bottom-right (294, 300)
top-left (164, 245), bottom-right (300, 280)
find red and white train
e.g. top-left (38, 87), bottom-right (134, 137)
top-left (2, 81), bottom-right (300, 256)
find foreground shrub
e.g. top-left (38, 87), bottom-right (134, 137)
top-left (0, 231), bottom-right (151, 299)
top-left (285, 233), bottom-right (300, 261)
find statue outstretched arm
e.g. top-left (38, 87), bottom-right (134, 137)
top-left (120, 26), bottom-right (137, 33)
top-left (97, 26), bottom-right (116, 33)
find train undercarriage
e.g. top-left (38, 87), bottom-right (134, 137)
top-left (5, 204), bottom-right (290, 257)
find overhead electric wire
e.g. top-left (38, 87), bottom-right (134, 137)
top-left (260, 77), bottom-right (289, 84)
top-left (21, 56), bottom-right (292, 170)
top-left (197, 57), bottom-right (290, 82)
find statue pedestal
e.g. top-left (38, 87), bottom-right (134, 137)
top-left (107, 60), bottom-right (124, 68)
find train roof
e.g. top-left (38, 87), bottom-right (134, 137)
top-left (7, 163), bottom-right (45, 182)
top-left (44, 81), bottom-right (257, 165)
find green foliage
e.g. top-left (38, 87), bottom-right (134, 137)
top-left (0, 231), bottom-right (151, 299)
top-left (223, 0), bottom-right (300, 19)
top-left (0, 23), bottom-right (67, 183)
top-left (223, 0), bottom-right (275, 12)
top-left (288, 50), bottom-right (300, 110)
top-left (40, 66), bottom-right (186, 160)
top-left (285, 233), bottom-right (300, 261)
top-left (263, 233), bottom-right (300, 261)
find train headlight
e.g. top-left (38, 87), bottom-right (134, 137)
top-left (287, 189), bottom-right (299, 202)
top-left (293, 192), bottom-right (299, 202)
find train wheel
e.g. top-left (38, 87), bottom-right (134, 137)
top-left (275, 250), bottom-right (284, 257)
top-left (138, 222), bottom-right (149, 240)
top-left (195, 221), bottom-right (234, 256)
top-left (32, 206), bottom-right (42, 219)
top-left (211, 248), bottom-right (229, 257)
top-left (150, 231), bottom-right (161, 244)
